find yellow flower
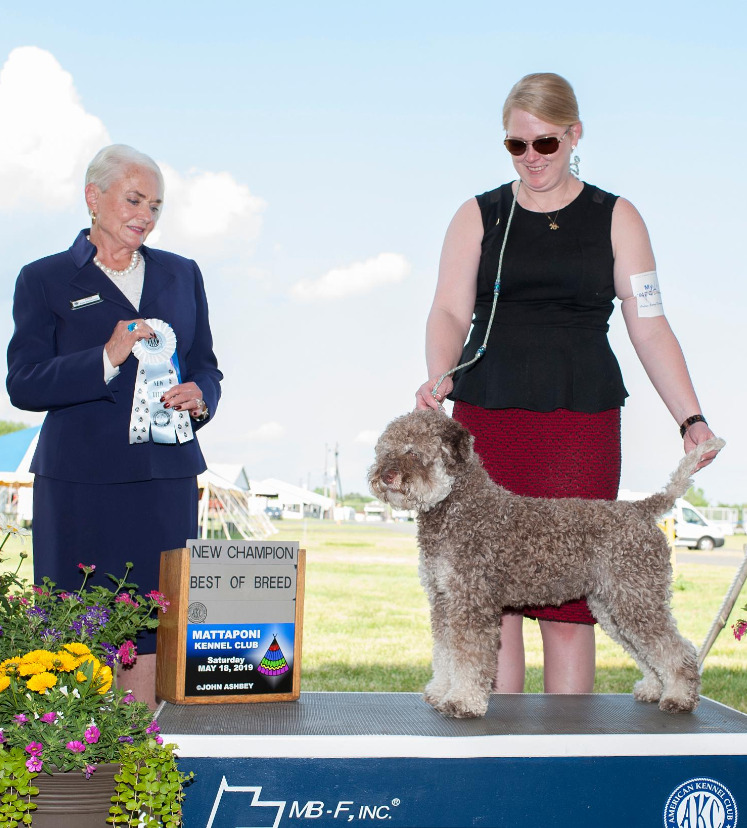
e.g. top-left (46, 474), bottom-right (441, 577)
top-left (27, 672), bottom-right (58, 694)
top-left (0, 657), bottom-right (21, 674)
top-left (52, 651), bottom-right (79, 672)
top-left (18, 661), bottom-right (47, 677)
top-left (21, 650), bottom-right (56, 669)
top-left (0, 675), bottom-right (10, 691)
top-left (96, 665), bottom-right (113, 694)
top-left (75, 656), bottom-right (102, 684)
top-left (62, 643), bottom-right (91, 656)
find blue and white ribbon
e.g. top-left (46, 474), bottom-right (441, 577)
top-left (129, 319), bottom-right (194, 445)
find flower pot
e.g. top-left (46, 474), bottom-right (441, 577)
top-left (30, 763), bottom-right (119, 828)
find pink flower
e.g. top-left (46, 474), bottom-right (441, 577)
top-left (26, 756), bottom-right (43, 773)
top-left (733, 620), bottom-right (747, 641)
top-left (25, 742), bottom-right (43, 756)
top-left (40, 712), bottom-right (58, 724)
top-left (154, 735), bottom-right (163, 745)
top-left (13, 714), bottom-right (27, 726)
top-left (118, 640), bottom-right (137, 666)
top-left (115, 593), bottom-right (139, 608)
top-left (66, 741), bottom-right (86, 753)
top-left (122, 693), bottom-right (136, 705)
top-left (84, 726), bottom-right (100, 744)
top-left (32, 585), bottom-right (49, 596)
top-left (84, 763), bottom-right (97, 779)
top-left (0, 730), bottom-right (5, 744)
top-left (146, 591), bottom-right (170, 612)
top-left (145, 720), bottom-right (160, 735)
top-left (77, 563), bottom-right (96, 573)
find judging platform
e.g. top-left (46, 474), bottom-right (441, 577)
top-left (158, 692), bottom-right (747, 827)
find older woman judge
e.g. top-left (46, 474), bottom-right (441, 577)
top-left (415, 73), bottom-right (720, 696)
top-left (6, 144), bottom-right (223, 706)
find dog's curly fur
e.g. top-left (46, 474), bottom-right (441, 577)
top-left (368, 409), bottom-right (725, 719)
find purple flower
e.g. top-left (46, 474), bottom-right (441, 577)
top-left (122, 693), bottom-right (136, 705)
top-left (145, 720), bottom-right (160, 735)
top-left (40, 712), bottom-right (58, 724)
top-left (13, 714), bottom-right (28, 726)
top-left (26, 606), bottom-right (49, 623)
top-left (154, 735), bottom-right (164, 745)
top-left (84, 763), bottom-right (97, 779)
top-left (40, 627), bottom-right (63, 645)
top-left (66, 741), bottom-right (86, 753)
top-left (26, 756), bottom-right (43, 773)
top-left (118, 735), bottom-right (134, 744)
top-left (84, 726), bottom-right (100, 744)
top-left (25, 742), bottom-right (43, 756)
top-left (100, 643), bottom-right (118, 668)
top-left (59, 592), bottom-right (83, 603)
top-left (0, 730), bottom-right (5, 744)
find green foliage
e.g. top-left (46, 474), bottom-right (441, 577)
top-left (0, 421), bottom-right (28, 438)
top-left (109, 740), bottom-right (193, 827)
top-left (684, 486), bottom-right (709, 507)
top-left (0, 748), bottom-right (39, 825)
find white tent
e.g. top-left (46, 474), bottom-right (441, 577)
top-left (252, 478), bottom-right (334, 520)
top-left (197, 467), bottom-right (275, 540)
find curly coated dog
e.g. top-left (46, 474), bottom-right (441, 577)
top-left (368, 409), bottom-right (725, 719)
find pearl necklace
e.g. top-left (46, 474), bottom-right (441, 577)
top-left (93, 250), bottom-right (141, 278)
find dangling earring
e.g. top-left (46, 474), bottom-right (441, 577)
top-left (90, 212), bottom-right (97, 225)
top-left (569, 149), bottom-right (580, 177)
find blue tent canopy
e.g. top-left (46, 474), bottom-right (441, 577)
top-left (0, 426), bottom-right (41, 473)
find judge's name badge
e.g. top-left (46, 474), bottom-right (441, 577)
top-left (70, 293), bottom-right (102, 310)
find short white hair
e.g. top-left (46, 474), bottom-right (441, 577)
top-left (85, 144), bottom-right (164, 196)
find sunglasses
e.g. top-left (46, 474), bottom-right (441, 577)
top-left (503, 127), bottom-right (571, 157)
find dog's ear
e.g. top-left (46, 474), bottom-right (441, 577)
top-left (441, 419), bottom-right (474, 470)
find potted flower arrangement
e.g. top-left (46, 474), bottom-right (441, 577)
top-left (0, 521), bottom-right (191, 826)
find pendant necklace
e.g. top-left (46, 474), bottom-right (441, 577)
top-left (523, 186), bottom-right (566, 230)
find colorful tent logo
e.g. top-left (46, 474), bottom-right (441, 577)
top-left (257, 635), bottom-right (290, 676)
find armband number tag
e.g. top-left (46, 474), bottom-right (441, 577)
top-left (630, 270), bottom-right (664, 317)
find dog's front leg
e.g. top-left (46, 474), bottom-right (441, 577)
top-left (423, 587), bottom-right (454, 708)
top-left (431, 606), bottom-right (502, 719)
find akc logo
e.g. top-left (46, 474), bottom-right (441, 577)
top-left (664, 777), bottom-right (738, 828)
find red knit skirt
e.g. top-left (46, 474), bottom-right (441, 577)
top-left (452, 401), bottom-right (622, 625)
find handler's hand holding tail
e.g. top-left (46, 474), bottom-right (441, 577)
top-left (684, 419), bottom-right (721, 472)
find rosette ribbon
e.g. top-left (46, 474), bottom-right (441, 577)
top-left (129, 319), bottom-right (194, 445)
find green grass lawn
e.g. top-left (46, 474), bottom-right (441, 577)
top-left (3, 522), bottom-right (746, 710)
top-left (271, 520), bottom-right (747, 711)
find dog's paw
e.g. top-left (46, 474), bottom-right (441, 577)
top-left (423, 679), bottom-right (450, 708)
top-left (633, 676), bottom-right (663, 704)
top-left (659, 693), bottom-right (699, 714)
top-left (433, 692), bottom-right (489, 719)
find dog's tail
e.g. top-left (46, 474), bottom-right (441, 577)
top-left (636, 437), bottom-right (725, 519)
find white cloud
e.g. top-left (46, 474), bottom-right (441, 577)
top-left (148, 165), bottom-right (265, 263)
top-left (290, 252), bottom-right (411, 301)
top-left (0, 47), bottom-right (110, 210)
top-left (355, 430), bottom-right (380, 445)
top-left (245, 422), bottom-right (286, 442)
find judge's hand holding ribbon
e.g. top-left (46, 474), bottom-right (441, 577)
top-left (105, 319), bottom-right (157, 367)
top-left (161, 382), bottom-right (209, 421)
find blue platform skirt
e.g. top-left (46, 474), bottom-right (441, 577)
top-left (32, 475), bottom-right (198, 654)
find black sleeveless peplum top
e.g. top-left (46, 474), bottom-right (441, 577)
top-left (448, 182), bottom-right (629, 412)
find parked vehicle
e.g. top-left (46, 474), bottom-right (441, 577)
top-left (665, 499), bottom-right (725, 551)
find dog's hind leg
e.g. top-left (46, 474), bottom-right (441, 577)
top-left (587, 596), bottom-right (663, 703)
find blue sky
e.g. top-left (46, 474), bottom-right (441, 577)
top-left (1, 1), bottom-right (745, 502)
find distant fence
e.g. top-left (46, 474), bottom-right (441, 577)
top-left (700, 506), bottom-right (739, 534)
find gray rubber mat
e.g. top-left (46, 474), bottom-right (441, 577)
top-left (157, 692), bottom-right (747, 737)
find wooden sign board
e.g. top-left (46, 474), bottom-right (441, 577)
top-left (156, 540), bottom-right (305, 704)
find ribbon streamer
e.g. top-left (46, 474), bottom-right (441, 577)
top-left (129, 318), bottom-right (194, 445)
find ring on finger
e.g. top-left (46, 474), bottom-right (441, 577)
top-left (127, 322), bottom-right (138, 332)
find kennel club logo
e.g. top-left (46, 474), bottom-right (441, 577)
top-left (206, 778), bottom-right (402, 827)
top-left (664, 777), bottom-right (738, 828)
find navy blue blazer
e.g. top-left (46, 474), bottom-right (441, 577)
top-left (6, 230), bottom-right (223, 484)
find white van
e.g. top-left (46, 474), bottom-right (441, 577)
top-left (665, 499), bottom-right (725, 551)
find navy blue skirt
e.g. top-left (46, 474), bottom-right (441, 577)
top-left (32, 475), bottom-right (198, 653)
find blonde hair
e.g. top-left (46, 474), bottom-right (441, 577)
top-left (502, 73), bottom-right (581, 131)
